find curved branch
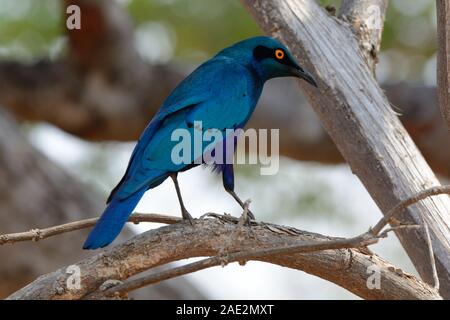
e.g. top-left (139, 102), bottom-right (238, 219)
top-left (7, 217), bottom-right (440, 300)
top-left (372, 185), bottom-right (450, 235)
top-left (98, 232), bottom-right (380, 298)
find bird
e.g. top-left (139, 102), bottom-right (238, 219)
top-left (83, 36), bottom-right (317, 249)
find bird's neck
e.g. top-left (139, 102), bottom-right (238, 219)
top-left (248, 60), bottom-right (269, 84)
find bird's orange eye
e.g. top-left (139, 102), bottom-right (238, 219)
top-left (275, 49), bottom-right (285, 60)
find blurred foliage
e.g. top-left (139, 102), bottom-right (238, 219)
top-left (0, 0), bottom-right (62, 60)
top-left (0, 0), bottom-right (439, 83)
top-left (127, 0), bottom-right (260, 61)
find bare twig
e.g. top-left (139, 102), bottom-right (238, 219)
top-left (423, 221), bottom-right (440, 291)
top-left (377, 224), bottom-right (421, 239)
top-left (371, 185), bottom-right (450, 235)
top-left (0, 213), bottom-right (180, 245)
top-left (370, 185), bottom-right (450, 291)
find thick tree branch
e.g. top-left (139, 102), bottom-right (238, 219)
top-left (99, 223), bottom-right (424, 299)
top-left (5, 184), bottom-right (450, 300)
top-left (437, 0), bottom-right (450, 131)
top-left (240, 0), bottom-right (450, 298)
top-left (6, 216), bottom-right (441, 300)
top-left (95, 231), bottom-right (378, 298)
top-left (0, 59), bottom-right (184, 141)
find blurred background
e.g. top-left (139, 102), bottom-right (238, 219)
top-left (0, 0), bottom-right (448, 299)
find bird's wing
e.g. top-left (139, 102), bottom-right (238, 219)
top-left (113, 58), bottom-right (254, 201)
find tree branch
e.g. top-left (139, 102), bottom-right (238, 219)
top-left (0, 213), bottom-right (180, 245)
top-left (96, 230), bottom-right (379, 299)
top-left (240, 0), bottom-right (450, 298)
top-left (5, 184), bottom-right (450, 300)
top-left (437, 0), bottom-right (450, 131)
top-left (6, 215), bottom-right (441, 300)
top-left (371, 185), bottom-right (450, 235)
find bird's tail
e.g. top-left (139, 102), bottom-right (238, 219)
top-left (83, 188), bottom-right (146, 250)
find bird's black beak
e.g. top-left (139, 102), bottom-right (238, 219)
top-left (291, 66), bottom-right (318, 87)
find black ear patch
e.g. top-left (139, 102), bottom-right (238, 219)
top-left (253, 45), bottom-right (273, 61)
top-left (253, 45), bottom-right (297, 68)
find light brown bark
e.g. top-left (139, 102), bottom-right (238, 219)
top-left (7, 218), bottom-right (441, 300)
top-left (437, 0), bottom-right (450, 130)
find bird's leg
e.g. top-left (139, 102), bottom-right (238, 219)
top-left (222, 163), bottom-right (256, 222)
top-left (170, 173), bottom-right (193, 225)
top-left (227, 189), bottom-right (255, 221)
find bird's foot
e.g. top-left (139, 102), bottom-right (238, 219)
top-left (182, 209), bottom-right (194, 226)
top-left (238, 199), bottom-right (253, 227)
top-left (227, 190), bottom-right (256, 222)
top-left (247, 209), bottom-right (255, 221)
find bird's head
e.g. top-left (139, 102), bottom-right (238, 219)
top-left (217, 36), bottom-right (317, 87)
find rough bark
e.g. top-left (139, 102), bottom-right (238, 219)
top-left (7, 218), bottom-right (441, 300)
top-left (0, 109), bottom-right (203, 299)
top-left (339, 0), bottom-right (388, 72)
top-left (437, 0), bottom-right (450, 131)
top-left (241, 0), bottom-right (450, 298)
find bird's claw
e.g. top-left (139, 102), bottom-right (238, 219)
top-left (238, 199), bottom-right (254, 227)
top-left (247, 209), bottom-right (255, 221)
top-left (182, 209), bottom-right (194, 226)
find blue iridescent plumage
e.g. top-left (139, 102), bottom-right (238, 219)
top-left (83, 36), bottom-right (317, 249)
